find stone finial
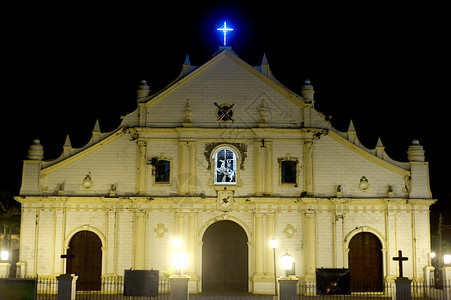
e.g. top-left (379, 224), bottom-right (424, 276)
top-left (258, 99), bottom-right (269, 127)
top-left (261, 53), bottom-right (270, 76)
top-left (91, 119), bottom-right (101, 143)
top-left (347, 120), bottom-right (356, 143)
top-left (63, 134), bottom-right (72, 157)
top-left (182, 99), bottom-right (193, 127)
top-left (27, 139), bottom-right (44, 161)
top-left (407, 139), bottom-right (425, 162)
top-left (182, 54), bottom-right (192, 76)
top-left (376, 137), bottom-right (385, 158)
top-left (301, 79), bottom-right (314, 104)
top-left (137, 80), bottom-right (150, 100)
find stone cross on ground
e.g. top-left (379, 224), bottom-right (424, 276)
top-left (393, 250), bottom-right (409, 278)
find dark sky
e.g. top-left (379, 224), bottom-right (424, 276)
top-left (2, 3), bottom-right (449, 226)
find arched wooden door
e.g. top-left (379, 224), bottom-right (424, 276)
top-left (202, 220), bottom-right (248, 292)
top-left (348, 232), bottom-right (383, 292)
top-left (66, 230), bottom-right (102, 291)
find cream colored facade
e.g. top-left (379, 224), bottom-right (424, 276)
top-left (16, 47), bottom-right (435, 293)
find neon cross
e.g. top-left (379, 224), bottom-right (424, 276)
top-left (217, 21), bottom-right (234, 46)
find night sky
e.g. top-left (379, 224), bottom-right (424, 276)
top-left (2, 3), bottom-right (449, 232)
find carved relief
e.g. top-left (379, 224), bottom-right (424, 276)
top-left (283, 224), bottom-right (297, 238)
top-left (154, 223), bottom-right (168, 238)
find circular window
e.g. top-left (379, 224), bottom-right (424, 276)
top-left (359, 176), bottom-right (370, 192)
top-left (81, 173), bottom-right (94, 191)
top-left (215, 103), bottom-right (235, 122)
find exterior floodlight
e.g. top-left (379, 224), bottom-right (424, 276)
top-left (444, 254), bottom-right (451, 265)
top-left (270, 238), bottom-right (278, 249)
top-left (173, 252), bottom-right (188, 273)
top-left (430, 252), bottom-right (436, 259)
top-left (281, 251), bottom-right (293, 276)
top-left (0, 250), bottom-right (9, 261)
top-left (172, 237), bottom-right (182, 249)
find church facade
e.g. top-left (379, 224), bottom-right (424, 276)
top-left (16, 47), bottom-right (435, 293)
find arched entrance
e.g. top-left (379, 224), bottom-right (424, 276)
top-left (202, 220), bottom-right (248, 292)
top-left (348, 232), bottom-right (383, 292)
top-left (66, 230), bottom-right (102, 291)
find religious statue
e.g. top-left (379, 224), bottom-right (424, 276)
top-left (216, 159), bottom-right (235, 183)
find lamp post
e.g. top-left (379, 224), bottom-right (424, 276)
top-left (444, 254), bottom-right (451, 265)
top-left (279, 251), bottom-right (298, 300)
top-left (0, 250), bottom-right (9, 261)
top-left (172, 237), bottom-right (187, 275)
top-left (170, 237), bottom-right (190, 300)
top-left (281, 251), bottom-right (293, 277)
top-left (270, 238), bottom-right (278, 297)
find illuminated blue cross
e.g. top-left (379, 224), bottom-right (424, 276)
top-left (217, 21), bottom-right (234, 46)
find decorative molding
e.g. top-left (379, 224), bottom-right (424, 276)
top-left (283, 224), bottom-right (297, 238)
top-left (204, 142), bottom-right (247, 171)
top-left (359, 176), bottom-right (370, 192)
top-left (81, 172), bottom-right (93, 191)
top-left (154, 223), bottom-right (168, 238)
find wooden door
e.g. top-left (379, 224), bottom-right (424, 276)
top-left (202, 221), bottom-right (248, 292)
top-left (66, 231), bottom-right (102, 291)
top-left (348, 232), bottom-right (383, 292)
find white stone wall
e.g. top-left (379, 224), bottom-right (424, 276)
top-left (313, 135), bottom-right (407, 198)
top-left (147, 55), bottom-right (303, 129)
top-left (42, 135), bottom-right (137, 196)
top-left (16, 50), bottom-right (434, 292)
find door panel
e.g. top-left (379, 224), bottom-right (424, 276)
top-left (66, 231), bottom-right (102, 291)
top-left (202, 221), bottom-right (248, 292)
top-left (349, 232), bottom-right (383, 292)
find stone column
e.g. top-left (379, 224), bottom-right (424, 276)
top-left (334, 214), bottom-right (343, 268)
top-left (303, 139), bottom-right (313, 195)
top-left (442, 267), bottom-right (451, 300)
top-left (264, 142), bottom-right (273, 195)
top-left (134, 211), bottom-right (146, 269)
top-left (170, 276), bottom-right (190, 300)
top-left (304, 212), bottom-right (316, 282)
top-left (178, 142), bottom-right (188, 195)
top-left (106, 209), bottom-right (117, 274)
top-left (136, 140), bottom-right (148, 194)
top-left (0, 263), bottom-right (10, 278)
top-left (57, 274), bottom-right (78, 300)
top-left (253, 142), bottom-right (263, 196)
top-left (15, 261), bottom-right (27, 278)
top-left (254, 214), bottom-right (264, 276)
top-left (423, 266), bottom-right (435, 298)
top-left (176, 213), bottom-right (185, 241)
top-left (278, 277), bottom-right (299, 300)
top-left (187, 213), bottom-right (197, 274)
top-left (188, 142), bottom-right (197, 195)
top-left (394, 277), bottom-right (412, 300)
top-left (266, 213), bottom-right (275, 276)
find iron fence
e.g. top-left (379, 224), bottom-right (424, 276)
top-left (297, 280), bottom-right (450, 299)
top-left (7, 277), bottom-right (451, 300)
top-left (31, 275), bottom-right (170, 300)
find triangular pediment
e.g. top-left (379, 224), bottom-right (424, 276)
top-left (141, 49), bottom-right (307, 128)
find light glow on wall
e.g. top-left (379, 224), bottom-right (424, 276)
top-left (0, 250), bottom-right (9, 261)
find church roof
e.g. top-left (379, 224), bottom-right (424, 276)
top-left (37, 47), bottom-right (413, 179)
top-left (141, 48), bottom-right (307, 110)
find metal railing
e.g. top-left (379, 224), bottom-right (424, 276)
top-left (5, 277), bottom-right (451, 300)
top-left (297, 280), bottom-right (450, 299)
top-left (30, 275), bottom-right (171, 300)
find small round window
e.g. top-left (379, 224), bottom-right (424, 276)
top-left (215, 103), bottom-right (234, 122)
